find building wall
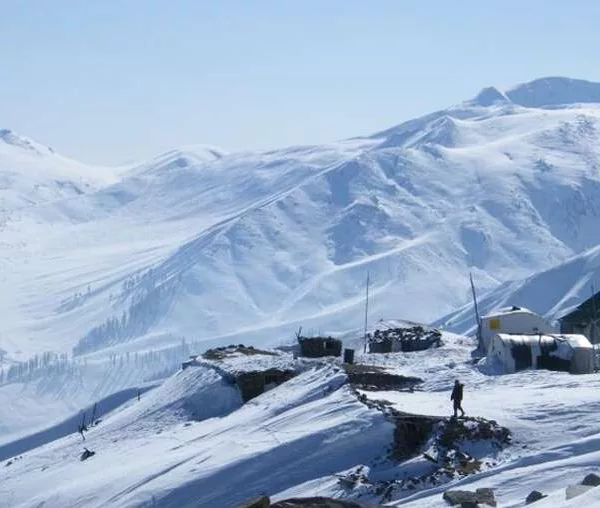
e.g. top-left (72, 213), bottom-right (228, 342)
top-left (298, 338), bottom-right (342, 358)
top-left (486, 334), bottom-right (593, 375)
top-left (559, 292), bottom-right (600, 345)
top-left (561, 319), bottom-right (600, 345)
top-left (481, 312), bottom-right (554, 352)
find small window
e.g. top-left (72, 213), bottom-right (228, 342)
top-left (489, 318), bottom-right (501, 330)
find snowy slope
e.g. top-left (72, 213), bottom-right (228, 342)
top-left (4, 77), bottom-right (600, 366)
top-left (4, 334), bottom-right (600, 507)
top-left (0, 364), bottom-right (393, 508)
top-left (0, 128), bottom-right (117, 215)
top-left (435, 243), bottom-right (600, 336)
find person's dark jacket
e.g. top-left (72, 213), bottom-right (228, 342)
top-left (451, 383), bottom-right (463, 402)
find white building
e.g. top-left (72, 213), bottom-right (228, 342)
top-left (486, 333), bottom-right (594, 375)
top-left (480, 306), bottom-right (554, 352)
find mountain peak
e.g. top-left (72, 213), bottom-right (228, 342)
top-left (0, 128), bottom-right (54, 156)
top-left (471, 86), bottom-right (510, 107)
top-left (504, 77), bottom-right (600, 108)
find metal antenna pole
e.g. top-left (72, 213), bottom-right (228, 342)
top-left (363, 272), bottom-right (370, 354)
top-left (591, 282), bottom-right (598, 344)
top-left (469, 272), bottom-right (483, 352)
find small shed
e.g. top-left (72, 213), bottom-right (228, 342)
top-left (486, 333), bottom-right (594, 375)
top-left (480, 306), bottom-right (554, 352)
top-left (558, 291), bottom-right (600, 345)
top-left (235, 369), bottom-right (295, 402)
top-left (298, 336), bottom-right (342, 358)
top-left (367, 326), bottom-right (442, 354)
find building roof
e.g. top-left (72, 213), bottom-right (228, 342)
top-left (558, 290), bottom-right (600, 322)
top-left (481, 306), bottom-right (538, 320)
top-left (494, 333), bottom-right (592, 349)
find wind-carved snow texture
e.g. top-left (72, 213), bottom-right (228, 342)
top-left (5, 334), bottom-right (600, 507)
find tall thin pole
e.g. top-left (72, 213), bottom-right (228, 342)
top-left (363, 272), bottom-right (370, 353)
top-left (591, 282), bottom-right (598, 344)
top-left (469, 272), bottom-right (482, 352)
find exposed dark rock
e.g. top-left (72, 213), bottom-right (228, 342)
top-left (392, 414), bottom-right (439, 461)
top-left (203, 344), bottom-right (278, 361)
top-left (80, 448), bottom-right (95, 461)
top-left (240, 495), bottom-right (271, 508)
top-left (443, 488), bottom-right (496, 506)
top-left (335, 466), bottom-right (370, 490)
top-left (271, 497), bottom-right (378, 507)
top-left (582, 473), bottom-right (600, 486)
top-left (437, 417), bottom-right (511, 451)
top-left (350, 384), bottom-right (510, 502)
top-left (443, 490), bottom-right (478, 505)
top-left (344, 364), bottom-right (423, 392)
top-left (475, 488), bottom-right (496, 507)
top-left (525, 490), bottom-right (547, 504)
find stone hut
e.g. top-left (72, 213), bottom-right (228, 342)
top-left (235, 369), bottom-right (295, 402)
top-left (367, 325), bottom-right (442, 354)
top-left (298, 336), bottom-right (342, 358)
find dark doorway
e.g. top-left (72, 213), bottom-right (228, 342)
top-left (511, 344), bottom-right (532, 371)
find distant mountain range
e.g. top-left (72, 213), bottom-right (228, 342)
top-left (2, 76), bottom-right (600, 360)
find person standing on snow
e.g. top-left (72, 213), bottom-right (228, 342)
top-left (451, 379), bottom-right (465, 418)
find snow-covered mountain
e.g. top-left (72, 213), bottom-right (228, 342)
top-left (3, 336), bottom-right (600, 507)
top-left (5, 76), bottom-right (600, 507)
top-left (0, 128), bottom-right (118, 214)
top-left (435, 243), bottom-right (600, 336)
top-left (3, 76), bottom-right (600, 361)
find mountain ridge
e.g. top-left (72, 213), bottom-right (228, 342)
top-left (2, 77), bottom-right (600, 361)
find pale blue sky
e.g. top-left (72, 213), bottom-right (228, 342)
top-left (2, 0), bottom-right (600, 164)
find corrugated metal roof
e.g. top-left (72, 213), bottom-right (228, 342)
top-left (494, 333), bottom-right (592, 349)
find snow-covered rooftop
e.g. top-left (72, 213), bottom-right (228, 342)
top-left (494, 333), bottom-right (593, 349)
top-left (481, 306), bottom-right (539, 319)
top-left (188, 346), bottom-right (299, 376)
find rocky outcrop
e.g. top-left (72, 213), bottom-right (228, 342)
top-left (443, 488), bottom-right (496, 506)
top-left (344, 364), bottom-right (423, 392)
top-left (428, 417), bottom-right (510, 478)
top-left (392, 414), bottom-right (440, 461)
top-left (582, 473), bottom-right (600, 487)
top-left (525, 490), bottom-right (546, 504)
top-left (240, 497), bottom-right (379, 508)
top-left (271, 498), bottom-right (378, 507)
top-left (203, 344), bottom-right (278, 361)
top-left (241, 496), bottom-right (271, 508)
top-left (346, 386), bottom-right (511, 503)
